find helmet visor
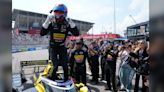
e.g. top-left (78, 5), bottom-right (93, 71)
top-left (54, 11), bottom-right (64, 15)
top-left (54, 11), bottom-right (65, 19)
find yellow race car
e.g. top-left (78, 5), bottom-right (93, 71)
top-left (33, 60), bottom-right (90, 92)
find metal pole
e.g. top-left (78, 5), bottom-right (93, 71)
top-left (114, 0), bottom-right (116, 34)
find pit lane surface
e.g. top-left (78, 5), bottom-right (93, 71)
top-left (12, 49), bottom-right (142, 92)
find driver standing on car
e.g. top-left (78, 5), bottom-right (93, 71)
top-left (40, 4), bottom-right (79, 82)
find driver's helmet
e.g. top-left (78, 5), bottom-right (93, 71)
top-left (50, 4), bottom-right (68, 18)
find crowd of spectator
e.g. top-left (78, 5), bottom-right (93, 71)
top-left (12, 32), bottom-right (49, 47)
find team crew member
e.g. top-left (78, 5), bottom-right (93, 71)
top-left (40, 4), bottom-right (79, 82)
top-left (88, 41), bottom-right (100, 84)
top-left (104, 44), bottom-right (117, 92)
top-left (99, 41), bottom-right (108, 81)
top-left (80, 37), bottom-right (88, 51)
top-left (69, 40), bottom-right (89, 85)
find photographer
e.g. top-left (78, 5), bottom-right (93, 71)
top-left (119, 44), bottom-right (136, 92)
top-left (133, 40), bottom-right (149, 92)
top-left (88, 41), bottom-right (99, 84)
top-left (104, 43), bottom-right (118, 91)
top-left (99, 40), bottom-right (108, 81)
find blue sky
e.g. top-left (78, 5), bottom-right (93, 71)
top-left (12, 0), bottom-right (149, 36)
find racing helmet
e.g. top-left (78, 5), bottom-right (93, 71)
top-left (50, 4), bottom-right (68, 18)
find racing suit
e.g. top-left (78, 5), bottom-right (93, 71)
top-left (40, 16), bottom-right (79, 81)
top-left (70, 49), bottom-right (89, 85)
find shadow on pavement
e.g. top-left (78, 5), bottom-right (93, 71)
top-left (86, 75), bottom-right (109, 92)
top-left (23, 83), bottom-right (34, 91)
top-left (87, 85), bottom-right (101, 92)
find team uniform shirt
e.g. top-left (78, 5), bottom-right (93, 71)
top-left (89, 46), bottom-right (99, 58)
top-left (69, 49), bottom-right (89, 76)
top-left (105, 49), bottom-right (117, 62)
top-left (40, 18), bottom-right (79, 46)
top-left (70, 49), bottom-right (88, 65)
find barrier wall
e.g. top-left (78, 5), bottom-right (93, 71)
top-left (12, 47), bottom-right (48, 53)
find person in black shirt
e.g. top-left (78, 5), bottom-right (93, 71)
top-left (69, 40), bottom-right (89, 85)
top-left (80, 37), bottom-right (88, 51)
top-left (40, 4), bottom-right (79, 82)
top-left (99, 41), bottom-right (107, 81)
top-left (88, 41), bottom-right (100, 84)
top-left (133, 40), bottom-right (149, 92)
top-left (104, 44), bottom-right (117, 92)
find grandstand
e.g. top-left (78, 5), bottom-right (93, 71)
top-left (12, 9), bottom-right (94, 51)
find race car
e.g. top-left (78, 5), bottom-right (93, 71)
top-left (32, 60), bottom-right (90, 92)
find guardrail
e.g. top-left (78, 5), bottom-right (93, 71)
top-left (12, 46), bottom-right (48, 53)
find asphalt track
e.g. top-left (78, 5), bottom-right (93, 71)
top-left (12, 49), bottom-right (142, 92)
